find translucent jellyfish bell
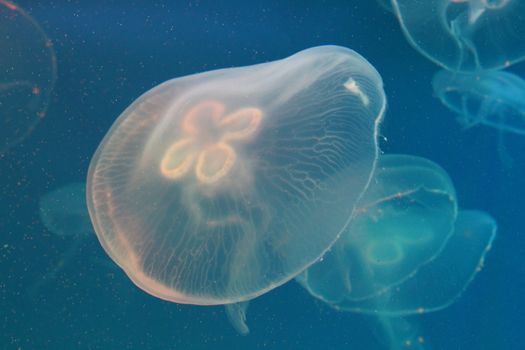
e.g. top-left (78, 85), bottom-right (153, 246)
top-left (391, 0), bottom-right (525, 71)
top-left (432, 69), bottom-right (525, 135)
top-left (344, 209), bottom-right (497, 315)
top-left (0, 0), bottom-right (57, 155)
top-left (297, 154), bottom-right (458, 305)
top-left (87, 45), bottom-right (385, 305)
top-left (29, 182), bottom-right (93, 296)
top-left (297, 155), bottom-right (497, 316)
top-left (39, 182), bottom-right (92, 238)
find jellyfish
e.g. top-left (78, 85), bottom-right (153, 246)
top-left (293, 154), bottom-right (496, 349)
top-left (432, 69), bottom-right (525, 135)
top-left (87, 45), bottom-right (386, 306)
top-left (297, 155), bottom-right (496, 315)
top-left (294, 209), bottom-right (495, 349)
top-left (0, 0), bottom-right (57, 155)
top-left (297, 154), bottom-right (458, 305)
top-left (39, 182), bottom-right (93, 238)
top-left (28, 182), bottom-right (93, 296)
top-left (339, 209), bottom-right (497, 315)
top-left (391, 0), bottom-right (525, 71)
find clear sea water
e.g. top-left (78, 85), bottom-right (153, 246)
top-left (1, 1), bottom-right (524, 349)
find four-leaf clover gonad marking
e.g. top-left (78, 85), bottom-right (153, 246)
top-left (160, 100), bottom-right (263, 184)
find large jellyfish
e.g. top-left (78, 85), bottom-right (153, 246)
top-left (28, 182), bottom-right (94, 296)
top-left (87, 45), bottom-right (386, 305)
top-left (432, 69), bottom-right (525, 135)
top-left (0, 0), bottom-right (57, 155)
top-left (391, 0), bottom-right (525, 71)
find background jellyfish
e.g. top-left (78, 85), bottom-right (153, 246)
top-left (290, 154), bottom-right (496, 349)
top-left (292, 208), bottom-right (496, 349)
top-left (28, 182), bottom-right (94, 297)
top-left (39, 182), bottom-right (93, 238)
top-left (432, 69), bottom-right (525, 135)
top-left (297, 154), bottom-right (459, 306)
top-left (0, 0), bottom-right (57, 156)
top-left (329, 209), bottom-right (496, 315)
top-left (296, 154), bottom-right (496, 314)
top-left (391, 0), bottom-right (525, 71)
top-left (87, 45), bottom-right (386, 306)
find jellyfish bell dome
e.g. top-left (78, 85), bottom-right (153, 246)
top-left (39, 182), bottom-right (92, 238)
top-left (0, 0), bottom-right (57, 155)
top-left (432, 69), bottom-right (525, 135)
top-left (297, 154), bottom-right (458, 305)
top-left (87, 45), bottom-right (385, 305)
top-left (391, 0), bottom-right (525, 71)
top-left (297, 154), bottom-right (496, 317)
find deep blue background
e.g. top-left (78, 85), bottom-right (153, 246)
top-left (1, 1), bottom-right (524, 349)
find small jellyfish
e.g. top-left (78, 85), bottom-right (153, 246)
top-left (39, 182), bottom-right (93, 238)
top-left (28, 182), bottom-right (93, 296)
top-left (87, 45), bottom-right (386, 305)
top-left (296, 155), bottom-right (496, 349)
top-left (391, 0), bottom-right (525, 71)
top-left (432, 69), bottom-right (525, 135)
top-left (0, 0), bottom-right (57, 155)
top-left (344, 209), bottom-right (496, 316)
top-left (297, 154), bottom-right (458, 305)
top-left (297, 155), bottom-right (496, 316)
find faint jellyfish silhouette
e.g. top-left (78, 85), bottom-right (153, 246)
top-left (39, 182), bottom-right (92, 238)
top-left (296, 155), bottom-right (496, 315)
top-left (297, 154), bottom-right (458, 305)
top-left (432, 69), bottom-right (525, 135)
top-left (295, 154), bottom-right (496, 349)
top-left (342, 209), bottom-right (496, 315)
top-left (87, 45), bottom-right (386, 306)
top-left (296, 209), bottom-right (495, 349)
top-left (495, 123), bottom-right (525, 170)
top-left (391, 0), bottom-right (525, 71)
top-left (0, 0), bottom-right (57, 156)
top-left (28, 182), bottom-right (92, 297)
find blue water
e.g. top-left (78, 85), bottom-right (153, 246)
top-left (1, 1), bottom-right (524, 349)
